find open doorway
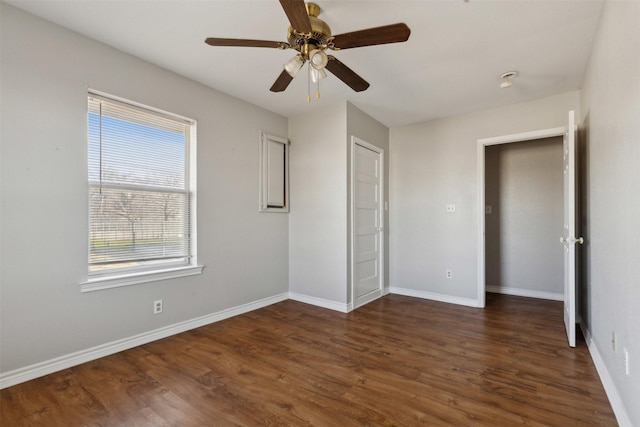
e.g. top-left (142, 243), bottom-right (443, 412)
top-left (476, 112), bottom-right (579, 347)
top-left (476, 126), bottom-right (566, 308)
top-left (484, 137), bottom-right (564, 301)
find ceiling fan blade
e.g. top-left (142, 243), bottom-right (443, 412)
top-left (270, 70), bottom-right (295, 92)
top-left (325, 56), bottom-right (370, 92)
top-left (331, 23), bottom-right (411, 50)
top-left (279, 0), bottom-right (312, 34)
top-left (205, 38), bottom-right (287, 49)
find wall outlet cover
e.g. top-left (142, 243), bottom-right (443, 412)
top-left (153, 299), bottom-right (163, 314)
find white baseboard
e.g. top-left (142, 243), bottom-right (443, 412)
top-left (580, 323), bottom-right (632, 427)
top-left (389, 286), bottom-right (479, 308)
top-left (0, 292), bottom-right (289, 390)
top-left (486, 285), bottom-right (563, 301)
top-left (288, 292), bottom-right (351, 313)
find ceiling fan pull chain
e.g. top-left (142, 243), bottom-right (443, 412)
top-left (307, 63), bottom-right (311, 102)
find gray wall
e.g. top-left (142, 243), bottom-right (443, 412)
top-left (288, 103), bottom-right (348, 306)
top-left (580, 1), bottom-right (640, 423)
top-left (0, 4), bottom-right (289, 374)
top-left (288, 102), bottom-right (389, 308)
top-left (485, 137), bottom-right (563, 297)
top-left (389, 91), bottom-right (579, 303)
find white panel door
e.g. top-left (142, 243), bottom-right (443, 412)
top-left (352, 139), bottom-right (383, 309)
top-left (562, 110), bottom-right (580, 348)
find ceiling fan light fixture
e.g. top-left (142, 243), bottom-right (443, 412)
top-left (284, 54), bottom-right (305, 77)
top-left (309, 49), bottom-right (328, 70)
top-left (310, 67), bottom-right (327, 83)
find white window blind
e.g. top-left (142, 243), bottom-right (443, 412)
top-left (87, 94), bottom-right (193, 275)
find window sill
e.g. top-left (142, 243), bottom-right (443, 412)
top-left (80, 265), bottom-right (204, 293)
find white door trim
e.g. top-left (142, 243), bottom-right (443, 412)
top-left (350, 136), bottom-right (384, 310)
top-left (476, 126), bottom-right (565, 308)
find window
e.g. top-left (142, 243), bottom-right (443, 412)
top-left (84, 91), bottom-right (201, 291)
top-left (259, 132), bottom-right (289, 213)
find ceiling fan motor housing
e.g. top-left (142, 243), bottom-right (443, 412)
top-left (287, 3), bottom-right (332, 55)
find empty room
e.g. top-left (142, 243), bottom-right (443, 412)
top-left (1, 0), bottom-right (638, 425)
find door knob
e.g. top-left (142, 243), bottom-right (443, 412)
top-left (560, 236), bottom-right (584, 244)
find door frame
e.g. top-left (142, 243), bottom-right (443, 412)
top-left (476, 126), bottom-right (565, 308)
top-left (350, 136), bottom-right (385, 310)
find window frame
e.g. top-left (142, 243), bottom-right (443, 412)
top-left (259, 131), bottom-right (289, 213)
top-left (81, 90), bottom-right (202, 292)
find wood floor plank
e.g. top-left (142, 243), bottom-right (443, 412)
top-left (0, 294), bottom-right (617, 426)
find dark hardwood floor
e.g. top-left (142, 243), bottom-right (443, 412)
top-left (1, 293), bottom-right (617, 426)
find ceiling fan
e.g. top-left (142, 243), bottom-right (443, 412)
top-left (205, 0), bottom-right (411, 97)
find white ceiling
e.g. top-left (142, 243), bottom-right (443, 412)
top-left (7, 0), bottom-right (604, 128)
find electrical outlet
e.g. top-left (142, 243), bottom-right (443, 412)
top-left (485, 205), bottom-right (492, 214)
top-left (612, 331), bottom-right (617, 352)
top-left (446, 204), bottom-right (456, 213)
top-left (446, 269), bottom-right (453, 279)
top-left (623, 348), bottom-right (630, 375)
top-left (153, 299), bottom-right (163, 314)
